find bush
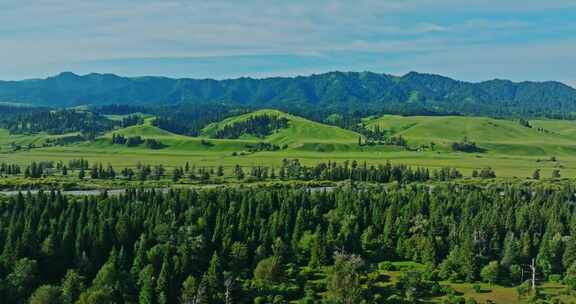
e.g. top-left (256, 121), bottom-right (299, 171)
top-left (200, 139), bottom-right (213, 147)
top-left (445, 287), bottom-right (456, 297)
top-left (366, 271), bottom-right (381, 283)
top-left (297, 297), bottom-right (315, 304)
top-left (125, 136), bottom-right (144, 147)
top-left (423, 267), bottom-right (440, 281)
top-left (480, 261), bottom-right (500, 285)
top-left (509, 264), bottom-right (522, 284)
top-left (273, 295), bottom-right (286, 304)
top-left (29, 285), bottom-right (61, 304)
top-left (473, 283), bottom-right (482, 293)
top-left (429, 281), bottom-right (445, 296)
top-left (548, 274), bottom-right (562, 283)
top-left (565, 263), bottom-right (576, 290)
top-left (452, 137), bottom-right (482, 153)
top-left (386, 294), bottom-right (402, 303)
top-left (378, 261), bottom-right (396, 271)
top-left (516, 282), bottom-right (530, 300)
top-left (144, 138), bottom-right (165, 149)
top-left (465, 297), bottom-right (478, 304)
top-left (478, 167), bottom-right (496, 179)
top-left (254, 296), bottom-right (266, 304)
top-left (254, 257), bottom-right (284, 283)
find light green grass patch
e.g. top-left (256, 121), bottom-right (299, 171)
top-left (202, 109), bottom-right (361, 147)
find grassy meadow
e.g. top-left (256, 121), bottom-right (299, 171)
top-left (307, 260), bottom-right (576, 304)
top-left (1, 111), bottom-right (576, 178)
top-left (2, 109), bottom-right (576, 303)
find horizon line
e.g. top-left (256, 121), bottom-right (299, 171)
top-left (5, 70), bottom-right (574, 88)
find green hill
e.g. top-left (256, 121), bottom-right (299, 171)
top-left (202, 109), bottom-right (361, 147)
top-left (3, 71), bottom-right (576, 119)
top-left (532, 119), bottom-right (576, 140)
top-left (365, 115), bottom-right (576, 156)
top-left (74, 110), bottom-right (362, 155)
top-left (0, 129), bottom-right (62, 150)
top-left (6, 113), bottom-right (576, 178)
top-left (95, 117), bottom-right (254, 152)
top-left (108, 118), bottom-right (176, 138)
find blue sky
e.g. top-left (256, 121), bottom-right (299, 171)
top-left (2, 0), bottom-right (576, 86)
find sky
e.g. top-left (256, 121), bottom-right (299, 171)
top-left (1, 0), bottom-right (576, 86)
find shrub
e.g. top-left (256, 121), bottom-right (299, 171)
top-left (548, 274), bottom-right (562, 283)
top-left (378, 261), bottom-right (396, 271)
top-left (473, 283), bottom-right (482, 293)
top-left (254, 257), bottom-right (284, 283)
top-left (480, 261), bottom-right (500, 285)
top-left (465, 297), bottom-right (478, 304)
top-left (254, 296), bottom-right (266, 304)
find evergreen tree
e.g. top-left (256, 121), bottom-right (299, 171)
top-left (565, 262), bottom-right (576, 290)
top-left (532, 169), bottom-right (540, 180)
top-left (180, 276), bottom-right (199, 304)
top-left (206, 252), bottom-right (223, 302)
top-left (326, 252), bottom-right (364, 303)
top-left (563, 237), bottom-right (576, 270)
top-left (61, 270), bottom-right (85, 304)
top-left (216, 165), bottom-right (224, 177)
top-left (7, 258), bottom-right (38, 302)
top-left (156, 257), bottom-right (172, 304)
top-left (28, 285), bottom-right (61, 304)
top-left (480, 261), bottom-right (500, 286)
top-left (253, 257), bottom-right (283, 283)
top-left (501, 232), bottom-right (520, 267)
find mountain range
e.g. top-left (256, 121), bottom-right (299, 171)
top-left (1, 71), bottom-right (576, 116)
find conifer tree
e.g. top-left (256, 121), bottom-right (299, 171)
top-left (61, 270), bottom-right (85, 304)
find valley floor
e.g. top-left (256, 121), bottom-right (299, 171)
top-left (0, 145), bottom-right (573, 179)
top-left (2, 113), bottom-right (576, 178)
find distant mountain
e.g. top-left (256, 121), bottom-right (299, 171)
top-left (1, 71), bottom-right (575, 116)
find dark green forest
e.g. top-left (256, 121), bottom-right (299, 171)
top-left (0, 109), bottom-right (118, 138)
top-left (2, 183), bottom-right (576, 303)
top-left (2, 72), bottom-right (576, 303)
top-left (212, 115), bottom-right (289, 139)
top-left (149, 104), bottom-right (242, 137)
top-left (2, 71), bottom-right (576, 118)
top-left (2, 159), bottom-right (463, 184)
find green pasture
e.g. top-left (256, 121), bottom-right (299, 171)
top-left (1, 112), bottom-right (576, 178)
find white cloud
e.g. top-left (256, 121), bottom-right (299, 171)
top-left (413, 23), bottom-right (449, 34)
top-left (0, 0), bottom-right (575, 81)
top-left (564, 80), bottom-right (576, 88)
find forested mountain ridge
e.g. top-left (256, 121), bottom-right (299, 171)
top-left (1, 71), bottom-right (576, 117)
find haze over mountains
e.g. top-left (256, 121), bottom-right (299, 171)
top-left (1, 71), bottom-right (576, 116)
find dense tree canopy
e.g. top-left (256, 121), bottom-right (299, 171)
top-left (3, 71), bottom-right (576, 119)
top-left (0, 182), bottom-right (575, 303)
top-left (212, 115), bottom-right (289, 139)
top-left (0, 110), bottom-right (116, 135)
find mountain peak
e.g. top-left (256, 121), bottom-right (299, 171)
top-left (54, 71), bottom-right (81, 79)
top-left (0, 71), bottom-right (575, 117)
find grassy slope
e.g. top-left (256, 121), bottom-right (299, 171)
top-left (365, 115), bottom-right (576, 156)
top-left (202, 109), bottom-right (360, 148)
top-left (87, 117), bottom-right (254, 153)
top-left (0, 129), bottom-right (80, 149)
top-left (380, 262), bottom-right (571, 303)
top-left (2, 114), bottom-right (576, 178)
top-left (104, 113), bottom-right (152, 122)
top-left (0, 129), bottom-right (46, 148)
top-left (532, 119), bottom-right (576, 139)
